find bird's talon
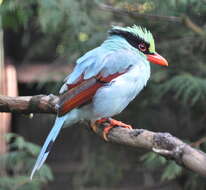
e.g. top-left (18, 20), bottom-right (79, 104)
top-left (102, 125), bottom-right (114, 141)
top-left (96, 118), bottom-right (108, 124)
top-left (95, 118), bottom-right (133, 141)
top-left (125, 125), bottom-right (133, 130)
top-left (102, 132), bottom-right (109, 141)
top-left (90, 123), bottom-right (98, 133)
top-left (109, 119), bottom-right (133, 130)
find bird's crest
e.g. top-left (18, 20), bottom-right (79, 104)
top-left (109, 25), bottom-right (155, 53)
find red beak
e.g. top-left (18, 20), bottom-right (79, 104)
top-left (147, 53), bottom-right (168, 66)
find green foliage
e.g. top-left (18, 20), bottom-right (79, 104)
top-left (140, 151), bottom-right (167, 168)
top-left (161, 161), bottom-right (182, 181)
top-left (0, 0), bottom-right (36, 29)
top-left (0, 0), bottom-right (110, 61)
top-left (0, 133), bottom-right (53, 190)
top-left (140, 149), bottom-right (206, 190)
top-left (184, 173), bottom-right (206, 190)
top-left (1, 0), bottom-right (206, 189)
top-left (141, 152), bottom-right (182, 181)
top-left (156, 74), bottom-right (206, 106)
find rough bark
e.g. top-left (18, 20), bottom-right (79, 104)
top-left (0, 94), bottom-right (58, 114)
top-left (0, 94), bottom-right (206, 177)
top-left (94, 122), bottom-right (206, 177)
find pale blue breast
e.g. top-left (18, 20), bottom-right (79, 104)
top-left (63, 35), bottom-right (151, 119)
top-left (92, 58), bottom-right (150, 118)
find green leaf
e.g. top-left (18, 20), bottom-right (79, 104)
top-left (156, 74), bottom-right (206, 106)
top-left (161, 161), bottom-right (182, 181)
top-left (0, 133), bottom-right (53, 189)
top-left (140, 152), bottom-right (167, 169)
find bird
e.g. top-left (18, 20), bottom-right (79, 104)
top-left (30, 25), bottom-right (168, 179)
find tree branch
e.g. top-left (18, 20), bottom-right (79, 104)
top-left (98, 3), bottom-right (206, 36)
top-left (98, 3), bottom-right (181, 23)
top-left (0, 95), bottom-right (206, 177)
top-left (182, 16), bottom-right (206, 37)
top-left (0, 95), bottom-right (58, 114)
top-left (93, 121), bottom-right (206, 177)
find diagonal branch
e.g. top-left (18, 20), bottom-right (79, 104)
top-left (98, 3), bottom-right (181, 23)
top-left (98, 3), bottom-right (206, 36)
top-left (0, 94), bottom-right (206, 177)
top-left (92, 121), bottom-right (206, 177)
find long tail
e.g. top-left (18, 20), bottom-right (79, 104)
top-left (30, 115), bottom-right (67, 179)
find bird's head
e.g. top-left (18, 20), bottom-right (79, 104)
top-left (109, 25), bottom-right (168, 66)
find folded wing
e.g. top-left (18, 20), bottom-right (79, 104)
top-left (57, 49), bottom-right (140, 116)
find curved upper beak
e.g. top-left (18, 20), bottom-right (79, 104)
top-left (147, 52), bottom-right (168, 66)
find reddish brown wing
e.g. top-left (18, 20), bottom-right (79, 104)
top-left (57, 72), bottom-right (125, 116)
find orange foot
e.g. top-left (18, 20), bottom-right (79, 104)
top-left (90, 118), bottom-right (108, 133)
top-left (95, 118), bottom-right (132, 141)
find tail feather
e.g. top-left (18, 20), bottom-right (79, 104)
top-left (30, 115), bottom-right (67, 180)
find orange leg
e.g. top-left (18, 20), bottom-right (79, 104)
top-left (90, 118), bottom-right (108, 133)
top-left (95, 118), bottom-right (132, 141)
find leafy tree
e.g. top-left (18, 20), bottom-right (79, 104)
top-left (1, 0), bottom-right (206, 189)
top-left (0, 133), bottom-right (53, 190)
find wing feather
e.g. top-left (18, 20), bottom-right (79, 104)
top-left (58, 48), bottom-right (142, 115)
top-left (63, 49), bottom-right (137, 88)
top-left (58, 72), bottom-right (125, 116)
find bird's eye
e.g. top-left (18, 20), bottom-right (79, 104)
top-left (138, 43), bottom-right (147, 52)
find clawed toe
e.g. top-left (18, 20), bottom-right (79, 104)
top-left (93, 118), bottom-right (132, 141)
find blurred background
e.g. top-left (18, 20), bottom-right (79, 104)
top-left (0, 0), bottom-right (206, 189)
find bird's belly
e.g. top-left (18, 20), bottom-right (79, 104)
top-left (79, 62), bottom-right (150, 120)
top-left (91, 77), bottom-right (146, 118)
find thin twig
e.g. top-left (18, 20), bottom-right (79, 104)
top-left (98, 3), bottom-right (181, 23)
top-left (191, 136), bottom-right (206, 148)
